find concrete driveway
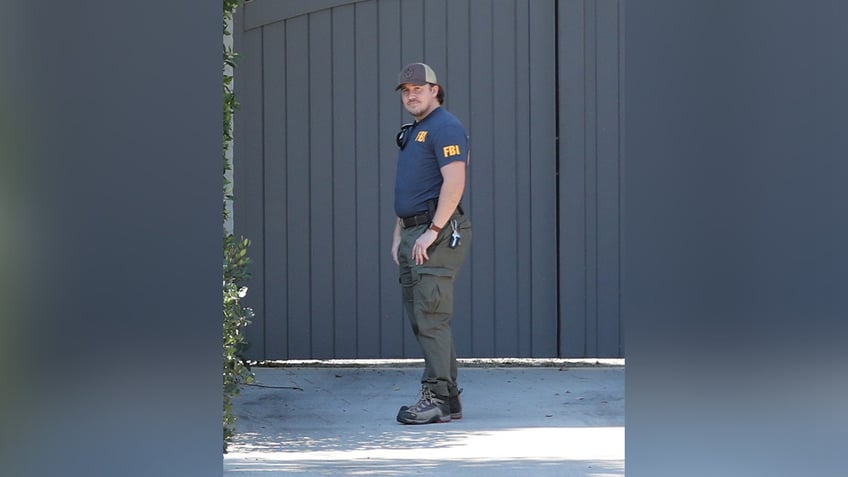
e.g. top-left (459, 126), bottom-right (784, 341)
top-left (224, 360), bottom-right (624, 476)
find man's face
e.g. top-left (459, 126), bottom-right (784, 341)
top-left (399, 83), bottom-right (438, 119)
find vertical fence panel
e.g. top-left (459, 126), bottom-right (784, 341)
top-left (284, 15), bottom-right (312, 358)
top-left (354, 1), bottom-right (381, 358)
top-left (528, 0), bottom-right (559, 357)
top-left (595, 0), bottom-right (623, 357)
top-left (492, 0), bottom-right (520, 357)
top-left (423, 0), bottom-right (447, 70)
top-left (263, 22), bottom-right (288, 359)
top-left (583, 0), bottom-right (600, 356)
top-left (332, 4), bottom-right (358, 358)
top-left (514, 0), bottom-right (533, 357)
top-left (468, 0), bottom-right (496, 357)
top-left (559, 0), bottom-right (588, 357)
top-left (308, 11), bottom-right (336, 359)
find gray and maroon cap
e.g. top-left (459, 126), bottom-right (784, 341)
top-left (395, 63), bottom-right (438, 90)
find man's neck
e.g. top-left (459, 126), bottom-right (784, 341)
top-left (413, 105), bottom-right (440, 122)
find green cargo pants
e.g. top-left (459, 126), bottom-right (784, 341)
top-left (397, 211), bottom-right (471, 398)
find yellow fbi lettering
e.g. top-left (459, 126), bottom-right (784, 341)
top-left (442, 145), bottom-right (462, 158)
top-left (415, 131), bottom-right (428, 142)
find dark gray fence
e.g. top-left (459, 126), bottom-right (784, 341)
top-left (233, 0), bottom-right (623, 360)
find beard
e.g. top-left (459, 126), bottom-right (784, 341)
top-left (404, 99), bottom-right (434, 118)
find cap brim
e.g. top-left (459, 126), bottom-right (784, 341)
top-left (395, 80), bottom-right (429, 91)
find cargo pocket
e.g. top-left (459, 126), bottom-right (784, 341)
top-left (414, 267), bottom-right (455, 315)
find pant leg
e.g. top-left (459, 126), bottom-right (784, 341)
top-left (399, 213), bottom-right (471, 397)
top-left (400, 276), bottom-right (435, 384)
top-left (399, 239), bottom-right (435, 384)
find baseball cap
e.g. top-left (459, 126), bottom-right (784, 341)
top-left (395, 63), bottom-right (438, 90)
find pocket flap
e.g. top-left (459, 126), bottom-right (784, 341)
top-left (416, 266), bottom-right (454, 278)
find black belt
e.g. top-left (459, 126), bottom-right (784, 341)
top-left (400, 204), bottom-right (464, 229)
top-left (400, 213), bottom-right (432, 229)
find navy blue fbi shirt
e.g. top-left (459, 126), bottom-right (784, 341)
top-left (394, 107), bottom-right (469, 218)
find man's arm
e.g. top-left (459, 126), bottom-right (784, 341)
top-left (391, 217), bottom-right (402, 265)
top-left (430, 161), bottom-right (466, 229)
top-left (411, 160), bottom-right (466, 265)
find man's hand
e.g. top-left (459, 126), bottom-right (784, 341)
top-left (412, 229), bottom-right (438, 265)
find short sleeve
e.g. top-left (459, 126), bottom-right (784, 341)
top-left (430, 124), bottom-right (468, 168)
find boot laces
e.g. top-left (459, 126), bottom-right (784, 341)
top-left (411, 387), bottom-right (444, 411)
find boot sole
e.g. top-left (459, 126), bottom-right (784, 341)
top-left (396, 414), bottom-right (451, 424)
top-left (396, 409), bottom-right (451, 425)
top-left (400, 406), bottom-right (462, 420)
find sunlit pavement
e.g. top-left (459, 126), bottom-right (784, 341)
top-left (224, 360), bottom-right (624, 476)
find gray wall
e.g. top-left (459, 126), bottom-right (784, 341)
top-left (233, 0), bottom-right (623, 360)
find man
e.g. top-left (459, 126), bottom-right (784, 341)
top-left (391, 63), bottom-right (472, 425)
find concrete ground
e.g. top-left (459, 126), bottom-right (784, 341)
top-left (224, 360), bottom-right (624, 476)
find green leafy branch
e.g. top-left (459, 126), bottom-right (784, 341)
top-left (222, 0), bottom-right (254, 453)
